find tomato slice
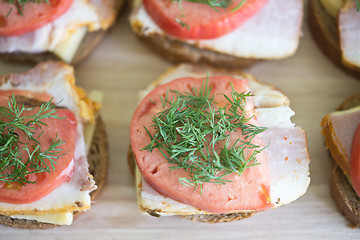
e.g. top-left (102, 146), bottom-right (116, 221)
top-left (350, 124), bottom-right (360, 198)
top-left (0, 92), bottom-right (77, 204)
top-left (0, 0), bottom-right (73, 36)
top-left (143, 0), bottom-right (269, 39)
top-left (131, 76), bottom-right (272, 213)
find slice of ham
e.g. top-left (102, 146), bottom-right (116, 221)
top-left (321, 106), bottom-right (360, 176)
top-left (338, 0), bottom-right (360, 68)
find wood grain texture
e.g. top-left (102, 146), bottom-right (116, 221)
top-left (0, 2), bottom-right (360, 239)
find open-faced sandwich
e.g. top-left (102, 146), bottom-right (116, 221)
top-left (129, 64), bottom-right (310, 222)
top-left (308, 0), bottom-right (360, 78)
top-left (0, 61), bottom-right (108, 228)
top-left (0, 0), bottom-right (123, 65)
top-left (129, 0), bottom-right (304, 69)
top-left (321, 93), bottom-right (360, 227)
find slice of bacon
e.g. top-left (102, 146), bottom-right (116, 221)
top-left (322, 106), bottom-right (360, 176)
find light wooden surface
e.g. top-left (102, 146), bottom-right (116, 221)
top-left (1, 4), bottom-right (360, 239)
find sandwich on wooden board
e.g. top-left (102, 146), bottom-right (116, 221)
top-left (321, 93), bottom-right (360, 228)
top-left (308, 0), bottom-right (360, 78)
top-left (0, 0), bottom-right (124, 65)
top-left (129, 64), bottom-right (311, 222)
top-left (129, 0), bottom-right (304, 69)
top-left (0, 62), bottom-right (108, 228)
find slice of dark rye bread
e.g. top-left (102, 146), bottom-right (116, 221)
top-left (308, 0), bottom-right (360, 79)
top-left (0, 116), bottom-right (109, 229)
top-left (0, 0), bottom-right (125, 65)
top-left (130, 21), bottom-right (257, 70)
top-left (127, 147), bottom-right (256, 223)
top-left (330, 93), bottom-right (360, 228)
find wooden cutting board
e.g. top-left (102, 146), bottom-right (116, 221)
top-left (0, 3), bottom-right (360, 239)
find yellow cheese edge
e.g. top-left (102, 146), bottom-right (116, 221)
top-left (4, 91), bottom-right (103, 226)
top-left (320, 0), bottom-right (345, 18)
top-left (53, 27), bottom-right (87, 63)
top-left (85, 91), bottom-right (104, 154)
top-left (11, 212), bottom-right (73, 226)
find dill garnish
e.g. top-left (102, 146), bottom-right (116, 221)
top-left (5, 0), bottom-right (49, 16)
top-left (0, 95), bottom-right (66, 186)
top-left (142, 79), bottom-right (267, 190)
top-left (171, 0), bottom-right (246, 29)
top-left (173, 0), bottom-right (244, 12)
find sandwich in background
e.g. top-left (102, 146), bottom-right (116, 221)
top-left (0, 0), bottom-right (124, 65)
top-left (129, 0), bottom-right (303, 69)
top-left (321, 93), bottom-right (360, 227)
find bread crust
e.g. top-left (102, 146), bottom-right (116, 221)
top-left (130, 21), bottom-right (257, 69)
top-left (327, 93), bottom-right (360, 227)
top-left (331, 166), bottom-right (360, 228)
top-left (0, 0), bottom-right (125, 65)
top-left (308, 0), bottom-right (360, 78)
top-left (0, 116), bottom-right (108, 228)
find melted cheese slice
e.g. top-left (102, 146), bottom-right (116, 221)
top-left (53, 27), bottom-right (87, 63)
top-left (11, 212), bottom-right (73, 226)
top-left (320, 0), bottom-right (345, 17)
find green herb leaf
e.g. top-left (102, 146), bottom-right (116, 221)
top-left (0, 95), bottom-right (67, 186)
top-left (173, 0), bottom-right (246, 28)
top-left (142, 79), bottom-right (267, 189)
top-left (5, 0), bottom-right (49, 16)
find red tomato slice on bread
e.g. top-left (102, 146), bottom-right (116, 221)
top-left (143, 0), bottom-right (269, 39)
top-left (0, 94), bottom-right (77, 204)
top-left (350, 124), bottom-right (360, 198)
top-left (0, 0), bottom-right (73, 36)
top-left (131, 76), bottom-right (272, 213)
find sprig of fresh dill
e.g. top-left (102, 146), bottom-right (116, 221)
top-left (142, 79), bottom-right (267, 190)
top-left (173, 0), bottom-right (245, 12)
top-left (172, 0), bottom-right (246, 29)
top-left (0, 95), bottom-right (66, 186)
top-left (5, 0), bottom-right (49, 16)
